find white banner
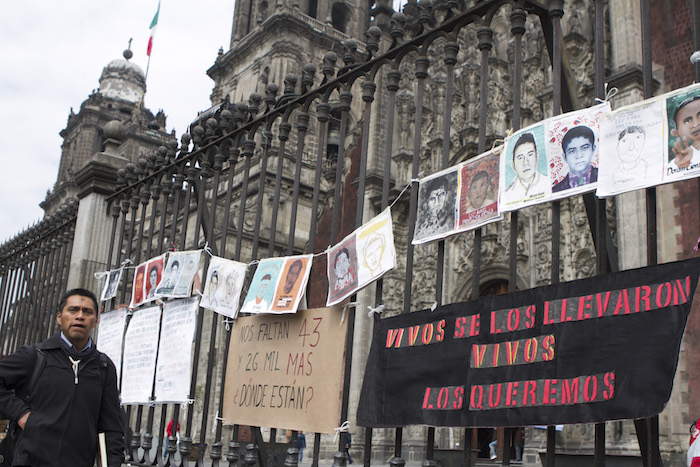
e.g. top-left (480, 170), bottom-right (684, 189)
top-left (96, 306), bottom-right (127, 385)
top-left (200, 257), bottom-right (248, 318)
top-left (121, 305), bottom-right (161, 405)
top-left (327, 208), bottom-right (396, 306)
top-left (154, 298), bottom-right (198, 403)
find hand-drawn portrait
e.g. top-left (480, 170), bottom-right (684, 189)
top-left (546, 103), bottom-right (607, 198)
top-left (241, 258), bottom-right (283, 314)
top-left (596, 100), bottom-right (663, 197)
top-left (156, 254), bottom-right (183, 296)
top-left (501, 124), bottom-right (550, 211)
top-left (101, 269), bottom-right (122, 302)
top-left (552, 125), bottom-right (598, 192)
top-left (272, 256), bottom-right (312, 313)
top-left (413, 168), bottom-right (458, 243)
top-left (201, 269), bottom-right (221, 309)
top-left (130, 264), bottom-right (146, 309)
top-left (169, 251), bottom-right (203, 298)
top-left (201, 256), bottom-right (247, 318)
top-left (666, 85), bottom-right (700, 176)
top-left (144, 255), bottom-right (164, 302)
top-left (327, 238), bottom-right (359, 305)
top-left (356, 209), bottom-right (396, 286)
top-left (458, 149), bottom-right (500, 230)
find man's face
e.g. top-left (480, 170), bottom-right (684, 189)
top-left (334, 252), bottom-right (351, 279)
top-left (225, 273), bottom-right (238, 297)
top-left (56, 295), bottom-right (98, 350)
top-left (675, 99), bottom-right (700, 142)
top-left (135, 272), bottom-right (144, 293)
top-left (427, 187), bottom-right (446, 217)
top-left (149, 268), bottom-right (158, 286)
top-left (563, 136), bottom-right (595, 176)
top-left (284, 265), bottom-right (302, 293)
top-left (363, 237), bottom-right (384, 270)
top-left (617, 131), bottom-right (645, 163)
top-left (513, 142), bottom-right (538, 183)
top-left (257, 278), bottom-right (271, 298)
top-left (468, 177), bottom-right (488, 208)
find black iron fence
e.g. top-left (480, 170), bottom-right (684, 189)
top-left (0, 1), bottom-right (691, 466)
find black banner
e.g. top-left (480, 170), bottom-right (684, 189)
top-left (357, 258), bottom-right (700, 427)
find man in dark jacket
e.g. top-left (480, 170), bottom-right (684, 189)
top-left (0, 288), bottom-right (124, 467)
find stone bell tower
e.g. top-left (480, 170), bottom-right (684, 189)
top-left (210, 1), bottom-right (395, 103)
top-left (41, 47), bottom-right (171, 216)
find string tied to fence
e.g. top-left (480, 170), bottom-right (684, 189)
top-left (181, 399), bottom-right (195, 409)
top-left (367, 304), bottom-right (384, 317)
top-left (333, 421), bottom-right (350, 444)
top-left (223, 317), bottom-right (235, 331)
top-left (595, 84), bottom-right (618, 104)
top-left (93, 270), bottom-right (110, 280)
top-left (203, 242), bottom-right (214, 257)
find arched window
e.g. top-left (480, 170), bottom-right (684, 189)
top-left (331, 2), bottom-right (351, 33)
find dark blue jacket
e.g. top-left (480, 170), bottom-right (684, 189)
top-left (0, 334), bottom-right (124, 467)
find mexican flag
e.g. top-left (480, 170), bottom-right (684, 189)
top-left (147, 1), bottom-right (160, 56)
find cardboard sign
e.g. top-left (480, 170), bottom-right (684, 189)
top-left (358, 258), bottom-right (700, 427)
top-left (223, 308), bottom-right (348, 433)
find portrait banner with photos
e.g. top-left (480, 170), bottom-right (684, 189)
top-left (200, 256), bottom-right (248, 318)
top-left (129, 262), bottom-right (147, 309)
top-left (143, 255), bottom-right (165, 304)
top-left (499, 122), bottom-right (550, 211)
top-left (500, 103), bottom-right (609, 211)
top-left (242, 255), bottom-right (313, 314)
top-left (413, 150), bottom-right (503, 245)
top-left (156, 250), bottom-right (203, 299)
top-left (545, 103), bottom-right (609, 200)
top-left (96, 306), bottom-right (127, 385)
top-left (129, 255), bottom-right (165, 309)
top-left (101, 268), bottom-right (123, 302)
top-left (154, 298), bottom-right (198, 403)
top-left (327, 208), bottom-right (396, 306)
top-left (663, 83), bottom-right (700, 181)
top-left (413, 167), bottom-right (459, 244)
top-left (271, 255), bottom-right (313, 313)
top-left (121, 305), bottom-right (161, 405)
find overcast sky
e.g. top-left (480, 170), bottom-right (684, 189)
top-left (0, 1), bottom-right (232, 242)
top-left (0, 1), bottom-right (406, 243)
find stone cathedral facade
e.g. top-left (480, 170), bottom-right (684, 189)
top-left (203, 1), bottom-right (698, 464)
top-left (5, 0), bottom-right (699, 465)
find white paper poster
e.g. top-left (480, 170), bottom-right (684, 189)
top-left (413, 149), bottom-right (502, 245)
top-left (154, 298), bottom-right (198, 403)
top-left (500, 103), bottom-right (609, 211)
top-left (96, 306), bottom-right (127, 384)
top-left (100, 269), bottom-right (122, 302)
top-left (327, 208), bottom-right (396, 306)
top-left (200, 257), bottom-right (248, 318)
top-left (597, 99), bottom-right (665, 196)
top-left (156, 250), bottom-right (203, 299)
top-left (120, 305), bottom-right (161, 405)
top-left (241, 254), bottom-right (313, 314)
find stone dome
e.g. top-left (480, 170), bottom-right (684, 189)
top-left (97, 54), bottom-right (146, 104)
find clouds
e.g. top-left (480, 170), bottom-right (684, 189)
top-left (0, 0), bottom-right (231, 241)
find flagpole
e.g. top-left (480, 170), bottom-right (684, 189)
top-left (145, 55), bottom-right (152, 85)
top-left (145, 0), bottom-right (160, 93)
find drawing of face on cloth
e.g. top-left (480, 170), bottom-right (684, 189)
top-left (357, 209), bottom-right (396, 285)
